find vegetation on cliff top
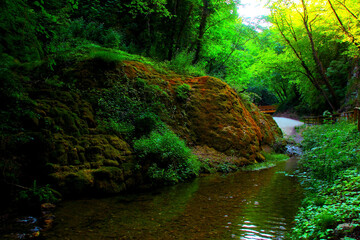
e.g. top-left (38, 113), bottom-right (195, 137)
top-left (1, 0), bottom-right (359, 116)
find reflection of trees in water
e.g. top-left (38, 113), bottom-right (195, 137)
top-left (44, 160), bottom-right (303, 240)
top-left (233, 160), bottom-right (304, 239)
top-left (161, 166), bottom-right (284, 239)
top-left (43, 180), bottom-right (200, 240)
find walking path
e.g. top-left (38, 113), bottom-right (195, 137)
top-left (273, 117), bottom-right (304, 143)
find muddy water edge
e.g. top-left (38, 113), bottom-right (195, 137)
top-left (40, 156), bottom-right (303, 240)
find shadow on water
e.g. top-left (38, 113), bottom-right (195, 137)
top-left (43, 157), bottom-right (303, 240)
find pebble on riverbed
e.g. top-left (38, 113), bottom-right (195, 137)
top-left (3, 203), bottom-right (56, 240)
top-left (40, 203), bottom-right (56, 231)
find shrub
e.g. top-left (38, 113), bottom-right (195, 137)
top-left (167, 51), bottom-right (206, 76)
top-left (299, 122), bottom-right (360, 181)
top-left (133, 112), bottom-right (160, 138)
top-left (175, 83), bottom-right (191, 101)
top-left (69, 18), bottom-right (124, 49)
top-left (48, 19), bottom-right (125, 59)
top-left (134, 129), bottom-right (200, 184)
top-left (17, 180), bottom-right (59, 212)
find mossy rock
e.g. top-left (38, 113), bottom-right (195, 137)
top-left (92, 167), bottom-right (126, 193)
top-left (103, 159), bottom-right (120, 167)
top-left (50, 170), bottom-right (94, 196)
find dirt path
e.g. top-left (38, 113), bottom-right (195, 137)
top-left (273, 117), bottom-right (304, 143)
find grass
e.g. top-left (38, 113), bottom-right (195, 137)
top-left (241, 152), bottom-right (289, 171)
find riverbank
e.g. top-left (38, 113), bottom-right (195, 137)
top-left (0, 113), bottom-right (291, 239)
top-left (40, 155), bottom-right (303, 239)
top-left (290, 121), bottom-right (360, 239)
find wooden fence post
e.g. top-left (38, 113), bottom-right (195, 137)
top-left (355, 107), bottom-right (360, 132)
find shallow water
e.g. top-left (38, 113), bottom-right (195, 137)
top-left (43, 158), bottom-right (303, 240)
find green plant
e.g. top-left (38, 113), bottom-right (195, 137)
top-left (272, 137), bottom-right (287, 153)
top-left (323, 110), bottom-right (333, 124)
top-left (241, 152), bottom-right (289, 171)
top-left (167, 51), bottom-right (206, 76)
top-left (134, 128), bottom-right (200, 184)
top-left (299, 122), bottom-right (360, 181)
top-left (290, 122), bottom-right (360, 239)
top-left (316, 211), bottom-right (337, 231)
top-left (175, 84), bottom-right (191, 101)
top-left (218, 162), bottom-right (237, 173)
top-left (100, 119), bottom-right (135, 136)
top-left (66, 18), bottom-right (124, 49)
top-left (18, 180), bottom-right (59, 206)
top-left (96, 81), bottom-right (164, 139)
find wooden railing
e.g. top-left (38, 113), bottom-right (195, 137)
top-left (355, 107), bottom-right (360, 131)
top-left (303, 108), bottom-right (360, 131)
top-left (258, 105), bottom-right (278, 114)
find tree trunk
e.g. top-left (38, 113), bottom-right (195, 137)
top-left (193, 0), bottom-right (209, 64)
top-left (301, 0), bottom-right (339, 110)
top-left (167, 0), bottom-right (180, 60)
top-left (174, 4), bottom-right (194, 53)
top-left (273, 13), bottom-right (337, 111)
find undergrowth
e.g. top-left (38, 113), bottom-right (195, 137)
top-left (96, 75), bottom-right (200, 185)
top-left (241, 152), bottom-right (289, 171)
top-left (290, 121), bottom-right (360, 239)
top-left (134, 128), bottom-right (201, 184)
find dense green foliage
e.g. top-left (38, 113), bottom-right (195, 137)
top-left (134, 129), bottom-right (201, 184)
top-left (266, 0), bottom-right (360, 113)
top-left (1, 3), bottom-right (360, 237)
top-left (291, 122), bottom-right (360, 239)
top-left (96, 75), bottom-right (201, 184)
top-left (1, 0), bottom-right (359, 114)
top-left (300, 122), bottom-right (360, 181)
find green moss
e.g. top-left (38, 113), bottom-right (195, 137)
top-left (50, 170), bottom-right (94, 196)
top-left (92, 167), bottom-right (124, 181)
top-left (103, 159), bottom-right (120, 166)
top-left (241, 152), bottom-right (289, 171)
top-left (92, 167), bottom-right (126, 193)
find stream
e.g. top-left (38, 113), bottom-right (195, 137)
top-left (42, 157), bottom-right (303, 239)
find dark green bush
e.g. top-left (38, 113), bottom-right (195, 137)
top-left (48, 18), bottom-right (125, 58)
top-left (67, 18), bottom-right (124, 48)
top-left (133, 128), bottom-right (200, 184)
top-left (246, 85), bottom-right (278, 106)
top-left (134, 112), bottom-right (160, 138)
top-left (167, 51), bottom-right (206, 76)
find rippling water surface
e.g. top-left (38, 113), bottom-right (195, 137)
top-left (44, 157), bottom-right (303, 239)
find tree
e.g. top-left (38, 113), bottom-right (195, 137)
top-left (268, 0), bottom-right (357, 112)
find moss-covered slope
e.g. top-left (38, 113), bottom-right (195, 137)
top-left (0, 47), bottom-right (282, 197)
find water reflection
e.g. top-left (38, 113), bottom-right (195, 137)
top-left (43, 158), bottom-right (303, 239)
top-left (233, 157), bottom-right (303, 239)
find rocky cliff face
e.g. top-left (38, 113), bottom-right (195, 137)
top-left (1, 50), bottom-right (282, 196)
top-left (120, 61), bottom-right (281, 165)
